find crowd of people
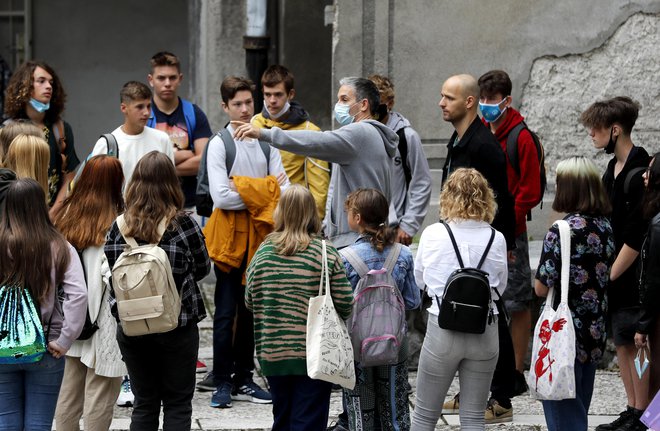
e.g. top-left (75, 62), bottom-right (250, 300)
top-left (0, 51), bottom-right (658, 431)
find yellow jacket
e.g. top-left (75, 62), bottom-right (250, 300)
top-left (252, 113), bottom-right (329, 218)
top-left (203, 175), bottom-right (280, 280)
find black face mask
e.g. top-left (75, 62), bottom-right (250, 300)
top-left (605, 127), bottom-right (618, 154)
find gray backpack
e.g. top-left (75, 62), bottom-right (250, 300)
top-left (340, 243), bottom-right (406, 367)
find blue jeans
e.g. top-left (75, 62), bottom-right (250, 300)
top-left (0, 353), bottom-right (65, 430)
top-left (541, 360), bottom-right (597, 431)
top-left (267, 375), bottom-right (332, 431)
top-left (212, 265), bottom-right (254, 387)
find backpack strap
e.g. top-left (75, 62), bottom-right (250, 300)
top-left (624, 166), bottom-right (646, 196)
top-left (181, 100), bottom-right (197, 149)
top-left (219, 128), bottom-right (271, 175)
top-left (116, 214), bottom-right (168, 248)
top-left (102, 133), bottom-right (119, 157)
top-left (383, 243), bottom-right (403, 276)
top-left (396, 128), bottom-right (411, 189)
top-left (339, 246), bottom-right (370, 278)
top-left (505, 122), bottom-right (526, 177)
top-left (441, 220), bottom-right (496, 270)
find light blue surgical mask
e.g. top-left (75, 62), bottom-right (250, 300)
top-left (635, 347), bottom-right (649, 379)
top-left (334, 102), bottom-right (356, 126)
top-left (479, 97), bottom-right (508, 123)
top-left (29, 98), bottom-right (50, 113)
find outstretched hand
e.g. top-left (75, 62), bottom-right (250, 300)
top-left (231, 121), bottom-right (261, 141)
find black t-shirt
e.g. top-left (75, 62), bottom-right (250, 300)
top-left (151, 99), bottom-right (212, 207)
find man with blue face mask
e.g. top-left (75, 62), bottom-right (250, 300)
top-left (232, 76), bottom-right (398, 250)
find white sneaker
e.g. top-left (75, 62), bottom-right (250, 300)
top-left (116, 375), bottom-right (134, 407)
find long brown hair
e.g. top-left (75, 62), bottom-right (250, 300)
top-left (123, 151), bottom-right (183, 242)
top-left (0, 178), bottom-right (70, 302)
top-left (55, 155), bottom-right (125, 249)
top-left (268, 184), bottom-right (320, 255)
top-left (344, 188), bottom-right (395, 252)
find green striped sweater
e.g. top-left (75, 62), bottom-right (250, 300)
top-left (245, 237), bottom-right (353, 376)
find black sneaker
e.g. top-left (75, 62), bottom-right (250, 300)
top-left (595, 408), bottom-right (634, 431)
top-left (513, 370), bottom-right (528, 397)
top-left (196, 370), bottom-right (215, 392)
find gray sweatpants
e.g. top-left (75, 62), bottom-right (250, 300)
top-left (411, 315), bottom-right (499, 431)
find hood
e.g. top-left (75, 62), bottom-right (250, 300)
top-left (364, 119), bottom-right (398, 158)
top-left (484, 108), bottom-right (525, 141)
top-left (386, 111), bottom-right (411, 133)
top-left (259, 100), bottom-right (309, 125)
top-left (0, 168), bottom-right (17, 211)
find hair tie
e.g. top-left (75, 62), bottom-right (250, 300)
top-left (378, 222), bottom-right (385, 227)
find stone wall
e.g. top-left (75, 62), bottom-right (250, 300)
top-left (521, 12), bottom-right (660, 186)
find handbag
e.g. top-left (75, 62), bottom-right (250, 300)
top-left (0, 284), bottom-right (47, 364)
top-left (642, 386), bottom-right (660, 430)
top-left (306, 240), bottom-right (355, 389)
top-left (528, 219), bottom-right (577, 400)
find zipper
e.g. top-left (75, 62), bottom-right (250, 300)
top-left (450, 301), bottom-right (483, 311)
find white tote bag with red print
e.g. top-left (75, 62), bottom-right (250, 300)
top-left (528, 220), bottom-right (576, 400)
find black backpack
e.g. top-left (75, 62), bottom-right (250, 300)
top-left (506, 121), bottom-right (546, 218)
top-left (436, 220), bottom-right (496, 334)
top-left (196, 128), bottom-right (271, 217)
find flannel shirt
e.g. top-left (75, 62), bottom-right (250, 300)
top-left (105, 213), bottom-right (210, 327)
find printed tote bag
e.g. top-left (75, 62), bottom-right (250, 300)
top-left (528, 219), bottom-right (576, 400)
top-left (306, 240), bottom-right (355, 389)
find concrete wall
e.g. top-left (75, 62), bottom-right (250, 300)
top-left (32, 0), bottom-right (189, 157)
top-left (332, 0), bottom-right (660, 151)
top-left (192, 0), bottom-right (333, 131)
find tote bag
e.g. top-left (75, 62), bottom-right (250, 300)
top-left (528, 219), bottom-right (577, 400)
top-left (306, 240), bottom-right (355, 389)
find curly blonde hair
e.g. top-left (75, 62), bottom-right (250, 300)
top-left (440, 168), bottom-right (497, 223)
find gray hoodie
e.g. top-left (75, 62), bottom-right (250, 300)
top-left (260, 119), bottom-right (398, 248)
top-left (386, 111), bottom-right (432, 236)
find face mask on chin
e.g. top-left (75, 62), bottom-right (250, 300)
top-left (29, 98), bottom-right (50, 113)
top-left (605, 127), bottom-right (618, 154)
top-left (264, 100), bottom-right (290, 120)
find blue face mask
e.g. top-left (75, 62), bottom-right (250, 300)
top-left (334, 102), bottom-right (355, 126)
top-left (29, 98), bottom-right (50, 113)
top-left (479, 98), bottom-right (508, 123)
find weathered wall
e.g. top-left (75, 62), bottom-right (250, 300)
top-left (332, 0), bottom-right (660, 148)
top-left (522, 12), bottom-right (660, 185)
top-left (32, 0), bottom-right (189, 156)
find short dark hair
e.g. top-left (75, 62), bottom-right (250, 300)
top-left (120, 81), bottom-right (152, 103)
top-left (478, 70), bottom-right (512, 99)
top-left (580, 96), bottom-right (640, 136)
top-left (150, 51), bottom-right (181, 73)
top-left (261, 65), bottom-right (294, 93)
top-left (220, 76), bottom-right (255, 104)
top-left (552, 156), bottom-right (611, 216)
top-left (339, 77), bottom-right (380, 115)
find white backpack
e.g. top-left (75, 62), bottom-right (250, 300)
top-left (111, 215), bottom-right (180, 336)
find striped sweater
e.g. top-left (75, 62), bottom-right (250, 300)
top-left (245, 237), bottom-right (353, 376)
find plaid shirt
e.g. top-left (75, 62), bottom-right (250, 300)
top-left (105, 213), bottom-right (210, 327)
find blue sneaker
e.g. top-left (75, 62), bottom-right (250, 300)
top-left (231, 380), bottom-right (272, 404)
top-left (210, 382), bottom-right (233, 408)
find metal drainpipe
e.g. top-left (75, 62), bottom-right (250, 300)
top-left (245, 0), bottom-right (269, 115)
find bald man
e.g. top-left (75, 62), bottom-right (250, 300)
top-left (438, 74), bottom-right (518, 423)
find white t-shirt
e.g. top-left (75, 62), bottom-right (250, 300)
top-left (91, 126), bottom-right (174, 187)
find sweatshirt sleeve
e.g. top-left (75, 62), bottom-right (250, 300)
top-left (206, 134), bottom-right (247, 210)
top-left (399, 127), bottom-right (432, 236)
top-left (56, 244), bottom-right (88, 350)
top-left (260, 126), bottom-right (359, 165)
top-left (268, 147), bottom-right (290, 192)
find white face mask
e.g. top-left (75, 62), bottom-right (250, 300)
top-left (264, 100), bottom-right (290, 120)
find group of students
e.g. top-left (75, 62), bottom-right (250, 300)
top-left (1, 53), bottom-right (660, 431)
